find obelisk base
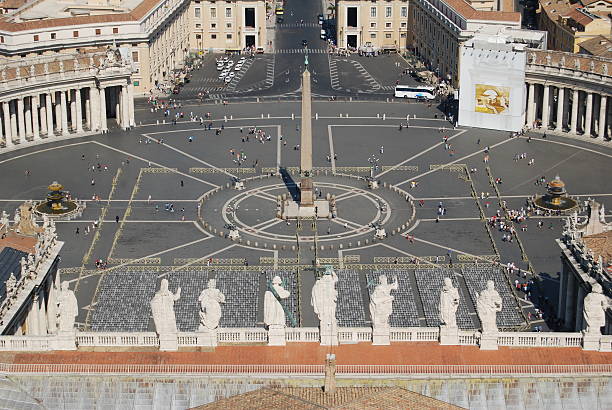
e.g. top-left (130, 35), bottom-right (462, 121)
top-left (300, 178), bottom-right (315, 206)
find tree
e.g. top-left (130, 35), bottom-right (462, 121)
top-left (327, 3), bottom-right (336, 18)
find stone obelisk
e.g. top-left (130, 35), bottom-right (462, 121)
top-left (300, 57), bottom-right (314, 206)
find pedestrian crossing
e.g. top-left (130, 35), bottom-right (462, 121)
top-left (265, 57), bottom-right (275, 88)
top-left (275, 48), bottom-right (328, 54)
top-left (277, 22), bottom-right (319, 28)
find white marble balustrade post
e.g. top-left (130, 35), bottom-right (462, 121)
top-left (75, 88), bottom-right (83, 133)
top-left (570, 89), bottom-right (579, 134)
top-left (17, 97), bottom-right (25, 143)
top-left (598, 95), bottom-right (607, 139)
top-left (3, 102), bottom-right (12, 147)
top-left (32, 95), bottom-right (40, 140)
top-left (60, 90), bottom-right (69, 136)
top-left (556, 87), bottom-right (565, 132)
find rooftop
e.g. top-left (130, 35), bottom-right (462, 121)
top-left (580, 35), bottom-right (612, 58)
top-left (438, 0), bottom-right (521, 22)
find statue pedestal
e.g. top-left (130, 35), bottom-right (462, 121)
top-left (300, 178), bottom-right (315, 206)
top-left (267, 325), bottom-right (286, 346)
top-left (53, 331), bottom-right (76, 350)
top-left (439, 326), bottom-right (459, 345)
top-left (197, 329), bottom-right (217, 347)
top-left (479, 331), bottom-right (499, 350)
top-left (320, 323), bottom-right (339, 346)
top-left (158, 333), bottom-right (179, 351)
top-left (582, 332), bottom-right (602, 351)
top-left (372, 326), bottom-right (391, 345)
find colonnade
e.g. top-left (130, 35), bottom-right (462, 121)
top-left (0, 83), bottom-right (135, 149)
top-left (526, 82), bottom-right (610, 140)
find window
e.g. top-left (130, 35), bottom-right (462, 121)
top-left (73, 30), bottom-right (79, 37)
top-left (347, 7), bottom-right (357, 27)
top-left (385, 22), bottom-right (391, 28)
top-left (133, 80), bottom-right (139, 86)
top-left (210, 8), bottom-right (216, 18)
top-left (226, 22), bottom-right (232, 28)
top-left (370, 22), bottom-right (376, 28)
top-left (225, 7), bottom-right (231, 17)
top-left (95, 28), bottom-right (101, 35)
top-left (50, 32), bottom-right (56, 39)
top-left (195, 7), bottom-right (201, 17)
top-left (385, 33), bottom-right (391, 38)
top-left (0, 36), bottom-right (4, 43)
top-left (245, 7), bottom-right (255, 27)
top-left (401, 33), bottom-right (406, 38)
top-left (112, 27), bottom-right (118, 34)
top-left (33, 34), bottom-right (39, 41)
top-left (211, 23), bottom-right (217, 28)
top-left (211, 34), bottom-right (217, 39)
top-left (401, 22), bottom-right (406, 27)
top-left (132, 51), bottom-right (139, 62)
top-left (385, 6), bottom-right (392, 17)
top-left (370, 6), bottom-right (376, 17)
top-left (195, 23), bottom-right (202, 28)
top-left (370, 33), bottom-right (376, 38)
top-left (196, 34), bottom-right (202, 39)
top-left (226, 33), bottom-right (232, 39)
top-left (401, 6), bottom-right (407, 17)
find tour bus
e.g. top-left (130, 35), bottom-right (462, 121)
top-left (394, 85), bottom-right (436, 100)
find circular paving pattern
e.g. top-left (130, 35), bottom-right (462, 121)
top-left (200, 174), bottom-right (415, 248)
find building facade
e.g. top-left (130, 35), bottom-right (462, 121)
top-left (188, 0), bottom-right (267, 53)
top-left (0, 50), bottom-right (134, 151)
top-left (408, 0), bottom-right (521, 86)
top-left (335, 0), bottom-right (409, 51)
top-left (0, 0), bottom-right (191, 95)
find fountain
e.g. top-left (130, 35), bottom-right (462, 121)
top-left (35, 181), bottom-right (78, 215)
top-left (533, 175), bottom-right (579, 213)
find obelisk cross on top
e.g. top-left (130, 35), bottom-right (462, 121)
top-left (299, 55), bottom-right (315, 206)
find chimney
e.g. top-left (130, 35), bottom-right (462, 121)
top-left (324, 353), bottom-right (336, 394)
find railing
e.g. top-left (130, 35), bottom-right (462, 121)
top-left (0, 336), bottom-right (51, 351)
top-left (497, 332), bottom-right (583, 347)
top-left (338, 328), bottom-right (372, 344)
top-left (286, 327), bottom-right (319, 342)
top-left (76, 332), bottom-right (159, 347)
top-left (216, 328), bottom-right (268, 344)
top-left (390, 327), bottom-right (439, 342)
top-left (0, 362), bottom-right (609, 376)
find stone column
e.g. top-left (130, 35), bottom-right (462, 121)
top-left (121, 85), bottom-right (130, 130)
top-left (32, 95), bottom-right (40, 140)
top-left (70, 89), bottom-right (77, 131)
top-left (75, 88), bottom-right (83, 133)
top-left (37, 291), bottom-right (47, 335)
top-left (542, 85), bottom-right (550, 129)
top-left (54, 92), bottom-right (62, 134)
top-left (29, 295), bottom-right (40, 336)
top-left (99, 87), bottom-right (108, 132)
top-left (39, 95), bottom-right (47, 136)
top-left (89, 86), bottom-right (99, 131)
top-left (584, 92), bottom-right (593, 136)
top-left (46, 93), bottom-right (54, 136)
top-left (556, 87), bottom-right (565, 132)
top-left (24, 97), bottom-right (32, 138)
top-left (84, 88), bottom-right (91, 130)
top-left (46, 279), bottom-right (57, 334)
top-left (17, 97), bottom-right (25, 143)
top-left (526, 82), bottom-right (535, 127)
top-left (60, 90), bottom-right (69, 136)
top-left (127, 82), bottom-right (135, 127)
top-left (570, 89), bottom-right (579, 134)
top-left (9, 101), bottom-right (17, 139)
top-left (598, 95), bottom-right (607, 139)
top-left (2, 102), bottom-right (12, 147)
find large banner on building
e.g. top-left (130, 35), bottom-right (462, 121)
top-left (458, 42), bottom-right (526, 131)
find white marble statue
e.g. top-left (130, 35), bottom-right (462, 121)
top-left (476, 280), bottom-right (502, 333)
top-left (311, 266), bottom-right (338, 329)
top-left (150, 279), bottom-right (181, 334)
top-left (56, 281), bottom-right (78, 332)
top-left (369, 275), bottom-right (398, 328)
top-left (0, 210), bottom-right (8, 226)
top-left (439, 277), bottom-right (460, 328)
top-left (583, 283), bottom-right (610, 335)
top-left (5, 273), bottom-right (16, 297)
top-left (198, 279), bottom-right (225, 331)
top-left (264, 276), bottom-right (290, 327)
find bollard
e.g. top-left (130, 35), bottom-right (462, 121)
top-left (163, 120), bottom-right (166, 124)
top-left (339, 113), bottom-right (343, 118)
top-left (230, 115), bottom-right (233, 120)
top-left (414, 114), bottom-right (417, 119)
top-left (261, 113), bottom-right (264, 118)
top-left (377, 113), bottom-right (380, 118)
top-left (156, 120), bottom-right (159, 125)
top-left (348, 242), bottom-right (352, 248)
top-left (213, 228), bottom-right (217, 234)
top-left (365, 239), bottom-right (369, 244)
top-left (247, 240), bottom-right (251, 246)
top-left (357, 240), bottom-right (361, 246)
top-left (315, 113), bottom-right (318, 120)
top-left (224, 115), bottom-right (227, 122)
top-left (267, 113), bottom-right (270, 118)
top-left (350, 97), bottom-right (353, 102)
top-left (383, 114), bottom-right (386, 120)
top-left (339, 244), bottom-right (343, 249)
top-left (292, 245), bottom-right (296, 251)
top-left (255, 241), bottom-right (258, 247)
top-left (346, 113), bottom-right (349, 118)
top-left (406, 115), bottom-right (409, 122)
top-left (292, 113), bottom-right (295, 120)
top-left (264, 243), bottom-right (267, 248)
top-left (257, 97), bottom-right (260, 103)
top-left (386, 98), bottom-right (389, 102)
top-left (273, 244), bottom-right (277, 250)
top-left (321, 245), bottom-right (324, 251)
top-left (311, 245), bottom-right (315, 251)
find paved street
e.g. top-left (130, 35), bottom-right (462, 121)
top-left (0, 97), bottom-right (610, 331)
